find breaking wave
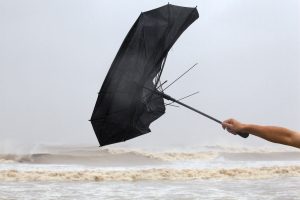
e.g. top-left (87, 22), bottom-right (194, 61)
top-left (1, 166), bottom-right (300, 181)
top-left (1, 146), bottom-right (300, 165)
top-left (0, 152), bottom-right (217, 166)
top-left (0, 147), bottom-right (219, 165)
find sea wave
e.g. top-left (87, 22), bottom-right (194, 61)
top-left (1, 166), bottom-right (300, 181)
top-left (0, 146), bottom-right (299, 165)
top-left (0, 152), bottom-right (217, 166)
top-left (103, 149), bottom-right (218, 161)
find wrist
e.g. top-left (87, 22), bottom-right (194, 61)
top-left (240, 123), bottom-right (250, 132)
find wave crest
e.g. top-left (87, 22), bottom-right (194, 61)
top-left (0, 150), bottom-right (218, 164)
top-left (104, 149), bottom-right (218, 161)
top-left (1, 146), bottom-right (299, 164)
top-left (1, 166), bottom-right (300, 181)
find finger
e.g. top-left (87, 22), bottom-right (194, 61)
top-left (222, 123), bottom-right (226, 130)
top-left (222, 122), bottom-right (229, 127)
top-left (227, 129), bottom-right (237, 135)
top-left (223, 119), bottom-right (232, 124)
top-left (223, 122), bottom-right (234, 130)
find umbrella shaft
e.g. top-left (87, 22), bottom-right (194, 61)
top-left (157, 91), bottom-right (249, 138)
top-left (160, 92), bottom-right (222, 124)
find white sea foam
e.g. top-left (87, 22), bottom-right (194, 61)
top-left (1, 166), bottom-right (300, 181)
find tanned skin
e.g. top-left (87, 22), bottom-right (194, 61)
top-left (222, 119), bottom-right (300, 149)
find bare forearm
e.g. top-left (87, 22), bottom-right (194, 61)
top-left (242, 124), bottom-right (300, 148)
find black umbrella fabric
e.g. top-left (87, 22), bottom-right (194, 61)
top-left (91, 4), bottom-right (199, 146)
top-left (91, 4), bottom-right (249, 146)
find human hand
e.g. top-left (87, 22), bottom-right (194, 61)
top-left (222, 118), bottom-right (245, 135)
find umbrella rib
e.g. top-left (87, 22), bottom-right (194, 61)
top-left (154, 54), bottom-right (168, 89)
top-left (165, 91), bottom-right (199, 106)
top-left (167, 104), bottom-right (179, 108)
top-left (163, 63), bottom-right (198, 91)
top-left (156, 80), bottom-right (168, 90)
top-left (142, 62), bottom-right (198, 103)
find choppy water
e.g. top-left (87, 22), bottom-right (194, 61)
top-left (0, 145), bottom-right (300, 199)
top-left (1, 178), bottom-right (300, 200)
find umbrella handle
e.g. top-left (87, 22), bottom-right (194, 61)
top-left (159, 92), bottom-right (249, 138)
top-left (236, 132), bottom-right (249, 138)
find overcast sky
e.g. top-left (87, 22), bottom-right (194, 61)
top-left (0, 0), bottom-right (299, 149)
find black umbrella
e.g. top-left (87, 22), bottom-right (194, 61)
top-left (90, 4), bottom-right (249, 146)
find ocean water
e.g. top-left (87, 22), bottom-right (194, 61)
top-left (0, 145), bottom-right (300, 200)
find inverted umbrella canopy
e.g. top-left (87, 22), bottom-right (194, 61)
top-left (90, 4), bottom-right (199, 146)
top-left (91, 4), bottom-right (249, 146)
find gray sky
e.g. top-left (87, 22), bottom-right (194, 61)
top-left (0, 0), bottom-right (299, 148)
